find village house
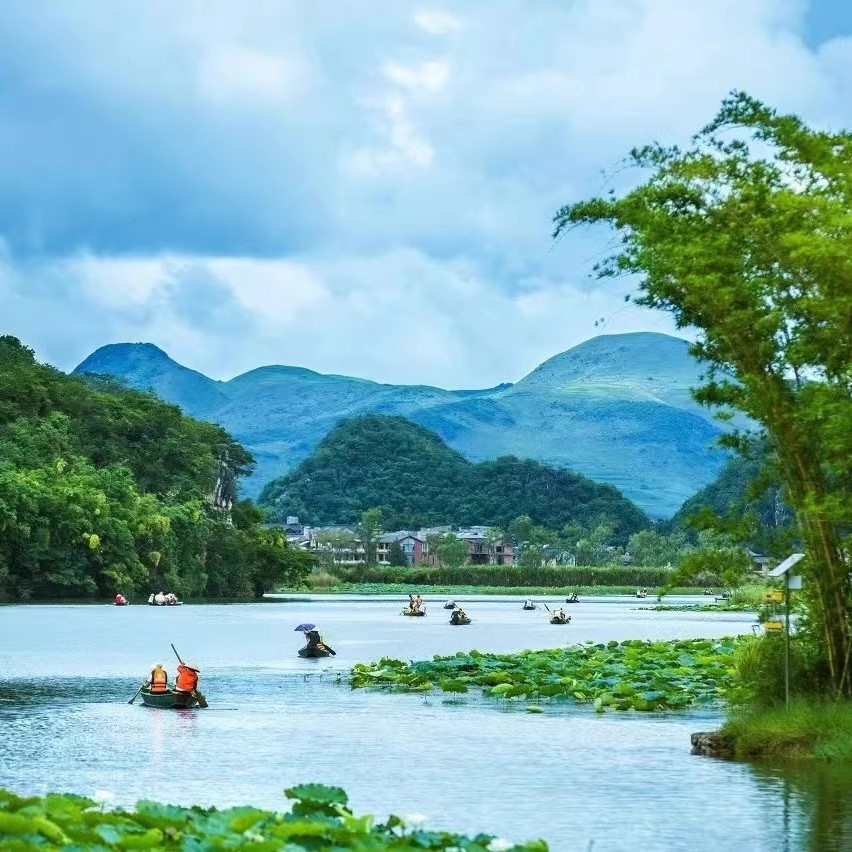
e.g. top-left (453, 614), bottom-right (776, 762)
top-left (376, 531), bottom-right (426, 566)
top-left (454, 527), bottom-right (516, 566)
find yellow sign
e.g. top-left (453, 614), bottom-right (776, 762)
top-left (764, 590), bottom-right (784, 604)
top-left (763, 621), bottom-right (784, 631)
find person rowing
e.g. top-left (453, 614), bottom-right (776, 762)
top-left (174, 660), bottom-right (201, 694)
top-left (301, 627), bottom-right (336, 656)
top-left (450, 607), bottom-right (469, 625)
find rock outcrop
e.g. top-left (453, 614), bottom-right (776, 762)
top-left (691, 730), bottom-right (734, 759)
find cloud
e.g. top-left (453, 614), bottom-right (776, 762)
top-left (0, 0), bottom-right (850, 387)
top-left (1, 249), bottom-right (678, 387)
top-left (413, 9), bottom-right (463, 36)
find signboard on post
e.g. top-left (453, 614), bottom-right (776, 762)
top-left (766, 553), bottom-right (805, 709)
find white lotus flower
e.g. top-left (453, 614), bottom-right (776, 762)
top-left (488, 839), bottom-right (514, 852)
top-left (92, 790), bottom-right (114, 806)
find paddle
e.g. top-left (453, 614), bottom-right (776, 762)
top-left (127, 682), bottom-right (146, 704)
top-left (171, 643), bottom-right (209, 708)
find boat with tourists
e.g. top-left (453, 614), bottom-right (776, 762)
top-left (443, 600), bottom-right (456, 609)
top-left (402, 608), bottom-right (426, 616)
top-left (148, 592), bottom-right (182, 606)
top-left (139, 686), bottom-right (200, 709)
top-left (522, 600), bottom-right (537, 610)
top-left (298, 646), bottom-right (333, 658)
top-left (449, 609), bottom-right (471, 625)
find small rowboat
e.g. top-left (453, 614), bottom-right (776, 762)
top-left (449, 616), bottom-right (471, 625)
top-left (550, 616), bottom-right (571, 625)
top-left (299, 646), bottom-right (332, 658)
top-left (139, 687), bottom-right (199, 709)
top-left (401, 609), bottom-right (426, 616)
top-left (443, 601), bottom-right (456, 609)
top-left (148, 601), bottom-right (183, 606)
top-left (522, 603), bottom-right (537, 610)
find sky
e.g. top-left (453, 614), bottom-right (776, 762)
top-left (1, 0), bottom-right (851, 388)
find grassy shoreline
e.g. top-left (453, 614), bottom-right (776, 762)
top-left (721, 701), bottom-right (852, 761)
top-left (277, 582), bottom-right (709, 597)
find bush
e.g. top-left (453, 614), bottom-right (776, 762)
top-left (303, 569), bottom-right (343, 590)
top-left (733, 635), bottom-right (832, 706)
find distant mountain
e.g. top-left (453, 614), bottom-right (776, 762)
top-left (73, 332), bottom-right (728, 516)
top-left (258, 414), bottom-right (649, 541)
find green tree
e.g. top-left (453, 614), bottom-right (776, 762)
top-left (430, 534), bottom-right (469, 569)
top-left (627, 529), bottom-right (691, 567)
top-left (555, 92), bottom-right (852, 693)
top-left (358, 508), bottom-right (383, 566)
top-left (672, 532), bottom-right (751, 590)
top-left (387, 540), bottom-right (407, 567)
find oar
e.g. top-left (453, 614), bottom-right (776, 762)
top-left (171, 643), bottom-right (209, 708)
top-left (128, 682), bottom-right (146, 704)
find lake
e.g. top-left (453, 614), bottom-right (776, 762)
top-left (1, 597), bottom-right (849, 851)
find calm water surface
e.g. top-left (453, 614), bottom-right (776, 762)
top-left (1, 598), bottom-right (849, 851)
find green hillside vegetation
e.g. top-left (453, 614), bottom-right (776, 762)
top-left (0, 336), bottom-right (312, 601)
top-left (666, 446), bottom-right (794, 555)
top-left (259, 414), bottom-right (649, 541)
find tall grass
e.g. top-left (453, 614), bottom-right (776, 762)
top-left (335, 564), bottom-right (684, 588)
top-left (302, 569), bottom-right (343, 590)
top-left (723, 700), bottom-right (852, 760)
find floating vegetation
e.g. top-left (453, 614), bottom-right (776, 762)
top-left (645, 604), bottom-right (758, 613)
top-left (0, 785), bottom-right (546, 850)
top-left (351, 639), bottom-right (741, 712)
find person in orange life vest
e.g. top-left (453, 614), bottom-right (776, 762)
top-left (174, 662), bottom-right (200, 693)
top-left (149, 664), bottom-right (169, 693)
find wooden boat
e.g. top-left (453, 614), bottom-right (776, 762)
top-left (299, 646), bottom-right (332, 658)
top-left (449, 615), bottom-right (471, 625)
top-left (139, 687), bottom-right (198, 709)
top-left (401, 608), bottom-right (426, 616)
top-left (522, 603), bottom-right (537, 610)
top-left (565, 597), bottom-right (580, 604)
top-left (443, 601), bottom-right (456, 609)
top-left (550, 616), bottom-right (571, 625)
top-left (635, 593), bottom-right (647, 599)
top-left (148, 601), bottom-right (183, 606)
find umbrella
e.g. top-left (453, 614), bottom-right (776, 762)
top-left (294, 623), bottom-right (316, 632)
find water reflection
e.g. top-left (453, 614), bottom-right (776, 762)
top-left (749, 763), bottom-right (852, 852)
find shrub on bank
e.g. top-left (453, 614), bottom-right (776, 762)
top-left (0, 785), bottom-right (546, 850)
top-left (722, 701), bottom-right (852, 761)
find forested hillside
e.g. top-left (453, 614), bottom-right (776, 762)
top-left (0, 336), bottom-right (312, 601)
top-left (666, 448), bottom-right (793, 552)
top-left (259, 414), bottom-right (649, 542)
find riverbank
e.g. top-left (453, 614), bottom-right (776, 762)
top-left (0, 784), bottom-right (546, 850)
top-left (719, 701), bottom-right (852, 761)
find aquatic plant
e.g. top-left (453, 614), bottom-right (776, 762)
top-left (0, 785), bottom-right (547, 850)
top-left (351, 638), bottom-right (741, 712)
